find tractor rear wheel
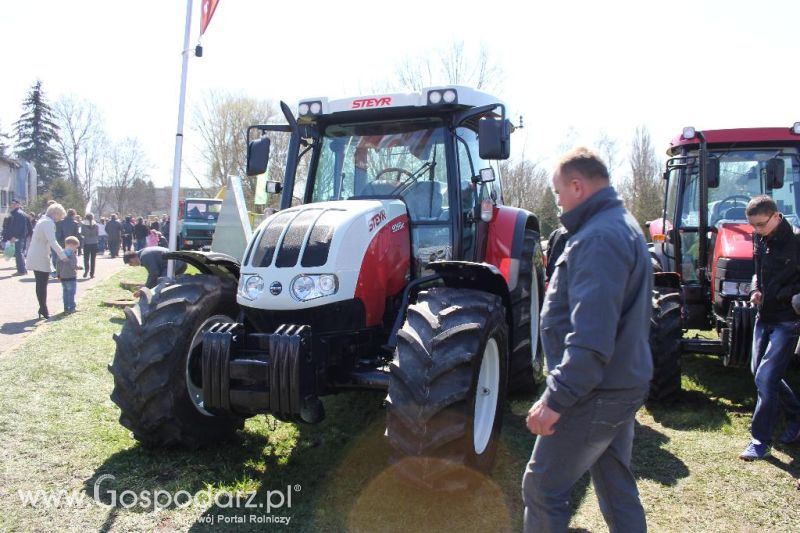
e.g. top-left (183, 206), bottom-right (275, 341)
top-left (109, 275), bottom-right (245, 448)
top-left (509, 227), bottom-right (546, 394)
top-left (386, 287), bottom-right (508, 491)
top-left (648, 291), bottom-right (682, 402)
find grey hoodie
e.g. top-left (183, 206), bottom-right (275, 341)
top-left (540, 186), bottom-right (653, 413)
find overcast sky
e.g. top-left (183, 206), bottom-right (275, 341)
top-left (1, 0), bottom-right (798, 188)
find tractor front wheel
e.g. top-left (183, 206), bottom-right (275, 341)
top-left (386, 287), bottom-right (508, 491)
top-left (109, 275), bottom-right (245, 448)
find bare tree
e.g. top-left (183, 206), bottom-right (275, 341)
top-left (0, 120), bottom-right (10, 157)
top-left (595, 132), bottom-right (622, 177)
top-left (192, 91), bottom-right (278, 202)
top-left (395, 40), bottom-right (504, 93)
top-left (101, 137), bottom-right (150, 216)
top-left (499, 158), bottom-right (559, 236)
top-left (618, 126), bottom-right (663, 230)
top-left (53, 96), bottom-right (104, 201)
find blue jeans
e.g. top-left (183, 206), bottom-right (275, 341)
top-left (61, 278), bottom-right (77, 312)
top-left (98, 235), bottom-right (107, 253)
top-left (14, 238), bottom-right (27, 274)
top-left (135, 237), bottom-right (146, 251)
top-left (522, 388), bottom-right (648, 533)
top-left (750, 316), bottom-right (800, 445)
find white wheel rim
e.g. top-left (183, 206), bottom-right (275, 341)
top-left (186, 314), bottom-right (233, 416)
top-left (473, 337), bottom-right (500, 455)
top-left (530, 265), bottom-right (540, 368)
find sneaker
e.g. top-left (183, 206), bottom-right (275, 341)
top-left (739, 441), bottom-right (770, 461)
top-left (779, 420), bottom-right (800, 444)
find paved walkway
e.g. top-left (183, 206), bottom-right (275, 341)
top-left (0, 250), bottom-right (128, 355)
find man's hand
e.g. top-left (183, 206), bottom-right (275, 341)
top-left (133, 289), bottom-right (141, 298)
top-left (526, 400), bottom-right (561, 436)
top-left (750, 290), bottom-right (763, 305)
top-left (10, 237), bottom-right (16, 243)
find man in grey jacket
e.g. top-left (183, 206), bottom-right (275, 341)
top-left (522, 148), bottom-right (653, 533)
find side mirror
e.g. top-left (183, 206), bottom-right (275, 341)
top-left (706, 158), bottom-right (720, 188)
top-left (266, 180), bottom-right (282, 194)
top-left (478, 118), bottom-right (511, 160)
top-left (766, 158), bottom-right (785, 189)
top-left (246, 136), bottom-right (271, 177)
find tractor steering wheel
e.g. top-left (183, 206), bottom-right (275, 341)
top-left (712, 194), bottom-right (751, 223)
top-left (375, 167), bottom-right (415, 183)
top-left (374, 167), bottom-right (417, 194)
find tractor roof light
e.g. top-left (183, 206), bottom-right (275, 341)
top-left (792, 122), bottom-right (800, 135)
top-left (682, 126), bottom-right (696, 140)
top-left (427, 88), bottom-right (458, 106)
top-left (298, 100), bottom-right (323, 117)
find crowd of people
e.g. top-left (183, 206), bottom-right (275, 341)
top-left (1, 199), bottom-right (172, 318)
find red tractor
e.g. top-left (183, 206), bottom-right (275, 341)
top-left (648, 124), bottom-right (800, 399)
top-left (109, 86), bottom-right (545, 490)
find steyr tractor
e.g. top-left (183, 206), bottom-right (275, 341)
top-left (110, 86), bottom-right (546, 490)
top-left (648, 124), bottom-right (800, 400)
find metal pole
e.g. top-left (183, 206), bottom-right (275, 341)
top-left (167, 0), bottom-right (193, 278)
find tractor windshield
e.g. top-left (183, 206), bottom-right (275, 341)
top-left (310, 118), bottom-right (449, 214)
top-left (677, 149), bottom-right (800, 228)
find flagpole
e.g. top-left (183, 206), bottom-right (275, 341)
top-left (167, 0), bottom-right (193, 278)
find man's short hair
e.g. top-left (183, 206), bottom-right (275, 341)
top-left (557, 147), bottom-right (610, 181)
top-left (746, 195), bottom-right (778, 218)
top-left (65, 236), bottom-right (80, 246)
top-left (122, 251), bottom-right (139, 264)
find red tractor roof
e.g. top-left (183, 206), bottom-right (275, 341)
top-left (668, 127), bottom-right (800, 156)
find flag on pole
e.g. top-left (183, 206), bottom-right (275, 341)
top-left (200, 0), bottom-right (220, 35)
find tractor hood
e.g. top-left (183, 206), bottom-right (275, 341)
top-left (237, 199), bottom-right (411, 313)
top-left (715, 222), bottom-right (753, 259)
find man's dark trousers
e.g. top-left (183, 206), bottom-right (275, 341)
top-left (750, 317), bottom-right (800, 444)
top-left (14, 239), bottom-right (27, 274)
top-left (522, 388), bottom-right (648, 533)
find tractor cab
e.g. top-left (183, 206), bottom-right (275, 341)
top-left (244, 86), bottom-right (510, 280)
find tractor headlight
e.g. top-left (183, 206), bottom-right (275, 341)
top-left (442, 89), bottom-right (457, 103)
top-left (721, 281), bottom-right (751, 296)
top-left (298, 103), bottom-right (310, 116)
top-left (290, 274), bottom-right (338, 302)
top-left (240, 275), bottom-right (265, 300)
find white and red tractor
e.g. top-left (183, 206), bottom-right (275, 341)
top-left (110, 86), bottom-right (545, 490)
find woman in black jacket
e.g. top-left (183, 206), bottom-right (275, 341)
top-left (133, 217), bottom-right (149, 251)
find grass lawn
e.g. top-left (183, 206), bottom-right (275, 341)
top-left (1, 272), bottom-right (799, 532)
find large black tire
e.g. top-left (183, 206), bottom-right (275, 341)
top-left (386, 287), bottom-right (508, 491)
top-left (508, 227), bottom-right (546, 394)
top-left (109, 275), bottom-right (245, 448)
top-left (648, 291), bottom-right (682, 402)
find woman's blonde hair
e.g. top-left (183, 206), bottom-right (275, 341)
top-left (45, 202), bottom-right (67, 220)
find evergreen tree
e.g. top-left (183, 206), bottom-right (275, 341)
top-left (537, 186), bottom-right (561, 239)
top-left (13, 80), bottom-right (65, 192)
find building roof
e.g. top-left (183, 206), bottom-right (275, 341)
top-left (0, 155), bottom-right (21, 169)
